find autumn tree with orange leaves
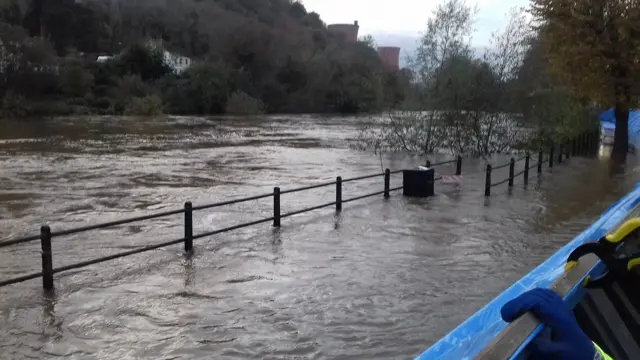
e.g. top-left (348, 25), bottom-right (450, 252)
top-left (529, 0), bottom-right (640, 160)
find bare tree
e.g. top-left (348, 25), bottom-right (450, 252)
top-left (414, 0), bottom-right (477, 108)
top-left (352, 4), bottom-right (533, 157)
top-left (468, 7), bottom-right (531, 155)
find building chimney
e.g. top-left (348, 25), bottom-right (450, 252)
top-left (354, 20), bottom-right (359, 27)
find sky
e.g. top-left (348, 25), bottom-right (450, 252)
top-left (300, 0), bottom-right (529, 54)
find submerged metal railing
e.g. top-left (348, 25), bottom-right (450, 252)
top-left (0, 128), bottom-right (601, 291)
top-left (484, 130), bottom-right (600, 196)
top-left (0, 168), bottom-right (423, 290)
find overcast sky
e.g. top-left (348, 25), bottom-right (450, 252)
top-left (301, 0), bottom-right (529, 48)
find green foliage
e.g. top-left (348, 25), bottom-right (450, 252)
top-left (226, 90), bottom-right (265, 115)
top-left (525, 87), bottom-right (597, 146)
top-left (115, 74), bottom-right (147, 99)
top-left (355, 2), bottom-right (537, 156)
top-left (159, 62), bottom-right (234, 115)
top-left (0, 0), bottom-right (22, 26)
top-left (58, 57), bottom-right (94, 97)
top-left (529, 0), bottom-right (640, 157)
top-left (0, 22), bottom-right (57, 100)
top-left (0, 0), bottom-right (403, 118)
top-left (321, 42), bottom-right (386, 113)
top-left (0, 91), bottom-right (30, 118)
top-left (124, 95), bottom-right (164, 116)
top-left (111, 44), bottom-right (172, 81)
top-left (382, 69), bottom-right (414, 109)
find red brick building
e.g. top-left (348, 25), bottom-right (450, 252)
top-left (377, 46), bottom-right (400, 71)
top-left (327, 21), bottom-right (360, 42)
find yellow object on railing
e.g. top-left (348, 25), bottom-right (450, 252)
top-left (627, 258), bottom-right (640, 271)
top-left (604, 217), bottom-right (640, 243)
top-left (564, 260), bottom-right (578, 272)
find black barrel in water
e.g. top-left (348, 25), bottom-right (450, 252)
top-left (402, 168), bottom-right (435, 197)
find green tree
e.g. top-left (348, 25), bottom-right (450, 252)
top-left (58, 56), bottom-right (94, 98)
top-left (382, 69), bottom-right (414, 109)
top-left (22, 0), bottom-right (43, 37)
top-left (354, 3), bottom-right (531, 156)
top-left (0, 22), bottom-right (56, 100)
top-left (112, 43), bottom-right (172, 81)
top-left (530, 0), bottom-right (640, 160)
top-left (323, 43), bottom-right (384, 113)
top-left (0, 0), bottom-right (22, 26)
top-left (414, 0), bottom-right (477, 107)
top-left (359, 34), bottom-right (376, 48)
top-left (509, 31), bottom-right (595, 143)
top-left (2, 0), bottom-right (397, 117)
top-left (160, 63), bottom-right (234, 115)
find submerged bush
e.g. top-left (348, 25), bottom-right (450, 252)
top-left (124, 95), bottom-right (164, 116)
top-left (0, 92), bottom-right (30, 118)
top-left (225, 90), bottom-right (265, 115)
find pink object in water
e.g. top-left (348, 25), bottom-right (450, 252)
top-left (441, 175), bottom-right (463, 184)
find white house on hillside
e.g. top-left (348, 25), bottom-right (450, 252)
top-left (146, 39), bottom-right (192, 74)
top-left (96, 39), bottom-right (192, 74)
top-left (97, 55), bottom-right (113, 63)
top-left (162, 50), bottom-right (192, 74)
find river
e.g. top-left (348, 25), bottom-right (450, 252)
top-left (0, 115), bottom-right (638, 360)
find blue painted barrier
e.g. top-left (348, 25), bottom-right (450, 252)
top-left (415, 180), bottom-right (640, 360)
top-left (599, 108), bottom-right (640, 149)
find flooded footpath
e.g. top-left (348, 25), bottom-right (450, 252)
top-left (0, 115), bottom-right (637, 359)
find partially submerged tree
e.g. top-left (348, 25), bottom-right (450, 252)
top-left (414, 0), bottom-right (477, 108)
top-left (352, 2), bottom-right (531, 157)
top-left (395, 0), bottom-right (479, 155)
top-left (530, 0), bottom-right (640, 160)
top-left (510, 33), bottom-right (598, 147)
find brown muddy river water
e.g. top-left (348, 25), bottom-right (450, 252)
top-left (0, 115), bottom-right (638, 359)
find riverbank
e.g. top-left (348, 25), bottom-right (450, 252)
top-left (0, 92), bottom-right (390, 119)
top-left (1, 34), bottom-right (410, 120)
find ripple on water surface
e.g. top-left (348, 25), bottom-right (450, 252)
top-left (0, 115), bottom-right (638, 359)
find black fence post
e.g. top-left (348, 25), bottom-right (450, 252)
top-left (426, 160), bottom-right (431, 168)
top-left (571, 136), bottom-right (577, 157)
top-left (384, 169), bottom-right (390, 198)
top-left (456, 155), bottom-right (462, 176)
top-left (549, 145), bottom-right (554, 168)
top-left (583, 132), bottom-right (589, 155)
top-left (537, 149), bottom-right (543, 174)
top-left (508, 158), bottom-right (515, 187)
top-left (336, 176), bottom-right (342, 211)
top-left (273, 187), bottom-right (281, 227)
top-left (524, 153), bottom-right (530, 185)
top-left (184, 201), bottom-right (193, 253)
top-left (485, 164), bottom-right (492, 197)
top-left (558, 143), bottom-right (563, 164)
top-left (576, 133), bottom-right (582, 156)
top-left (41, 225), bottom-right (54, 291)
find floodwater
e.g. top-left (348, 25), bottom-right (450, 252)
top-left (0, 115), bottom-right (638, 360)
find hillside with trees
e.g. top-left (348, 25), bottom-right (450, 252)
top-left (0, 0), bottom-right (408, 117)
